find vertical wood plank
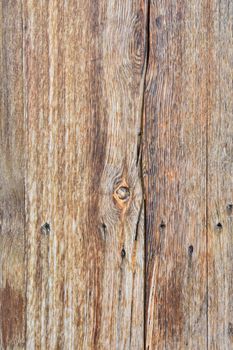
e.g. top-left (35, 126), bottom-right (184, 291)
top-left (144, 1), bottom-right (208, 348)
top-left (23, 1), bottom-right (147, 348)
top-left (208, 1), bottom-right (233, 348)
top-left (0, 1), bottom-right (25, 349)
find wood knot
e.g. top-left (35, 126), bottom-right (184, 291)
top-left (116, 186), bottom-right (130, 201)
top-left (113, 181), bottom-right (130, 209)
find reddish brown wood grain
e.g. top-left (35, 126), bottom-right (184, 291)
top-left (0, 1), bottom-right (25, 349)
top-left (144, 1), bottom-right (208, 348)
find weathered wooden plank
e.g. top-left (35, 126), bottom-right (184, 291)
top-left (144, 1), bottom-right (208, 348)
top-left (23, 1), bottom-right (147, 348)
top-left (0, 1), bottom-right (25, 349)
top-left (207, 1), bottom-right (233, 348)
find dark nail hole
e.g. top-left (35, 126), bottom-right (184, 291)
top-left (188, 245), bottom-right (194, 255)
top-left (216, 222), bottom-right (223, 230)
top-left (228, 322), bottom-right (233, 336)
top-left (159, 221), bottom-right (166, 229)
top-left (121, 248), bottom-right (126, 258)
top-left (41, 222), bottom-right (50, 234)
top-left (116, 186), bottom-right (130, 201)
top-left (100, 222), bottom-right (107, 240)
top-left (156, 16), bottom-right (162, 28)
top-left (227, 204), bottom-right (233, 213)
top-left (102, 222), bottom-right (107, 230)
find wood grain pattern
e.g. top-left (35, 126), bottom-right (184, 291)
top-left (23, 1), bottom-right (147, 348)
top-left (144, 1), bottom-right (208, 348)
top-left (208, 1), bottom-right (233, 348)
top-left (0, 0), bottom-right (232, 349)
top-left (0, 1), bottom-right (25, 349)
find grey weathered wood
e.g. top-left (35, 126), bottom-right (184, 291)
top-left (207, 1), bottom-right (233, 348)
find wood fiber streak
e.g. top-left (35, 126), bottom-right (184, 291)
top-left (0, 1), bottom-right (25, 349)
top-left (23, 1), bottom-right (147, 348)
top-left (144, 1), bottom-right (208, 348)
top-left (207, 1), bottom-right (233, 348)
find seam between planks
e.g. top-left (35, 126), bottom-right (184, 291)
top-left (138, 1), bottom-right (150, 349)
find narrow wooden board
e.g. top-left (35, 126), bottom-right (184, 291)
top-left (23, 1), bottom-right (147, 348)
top-left (208, 1), bottom-right (233, 348)
top-left (0, 1), bottom-right (25, 349)
top-left (144, 1), bottom-right (208, 348)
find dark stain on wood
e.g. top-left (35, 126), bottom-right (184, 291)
top-left (0, 282), bottom-right (24, 349)
top-left (165, 267), bottom-right (184, 340)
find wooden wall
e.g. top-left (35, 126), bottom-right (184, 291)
top-left (0, 0), bottom-right (232, 349)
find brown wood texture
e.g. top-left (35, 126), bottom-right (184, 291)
top-left (23, 1), bottom-right (147, 349)
top-left (0, 1), bottom-right (25, 349)
top-left (208, 1), bottom-right (233, 349)
top-left (0, 0), bottom-right (232, 349)
top-left (144, 1), bottom-right (208, 348)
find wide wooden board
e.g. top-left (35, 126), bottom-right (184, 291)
top-left (23, 1), bottom-right (147, 348)
top-left (144, 1), bottom-right (208, 348)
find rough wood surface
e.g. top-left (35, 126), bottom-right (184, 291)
top-left (144, 1), bottom-right (208, 348)
top-left (0, 1), bottom-right (25, 349)
top-left (23, 1), bottom-right (147, 348)
top-left (0, 0), bottom-right (232, 349)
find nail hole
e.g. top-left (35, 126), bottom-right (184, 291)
top-left (41, 222), bottom-right (50, 234)
top-left (121, 248), bottom-right (126, 258)
top-left (115, 186), bottom-right (130, 201)
top-left (159, 221), bottom-right (166, 229)
top-left (227, 204), bottom-right (233, 214)
top-left (102, 222), bottom-right (107, 230)
top-left (228, 322), bottom-right (233, 337)
top-left (216, 222), bottom-right (223, 230)
top-left (188, 245), bottom-right (194, 255)
top-left (100, 222), bottom-right (107, 240)
top-left (155, 16), bottom-right (162, 28)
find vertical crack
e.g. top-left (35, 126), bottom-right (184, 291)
top-left (136, 0), bottom-right (151, 349)
top-left (136, 0), bottom-right (150, 167)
